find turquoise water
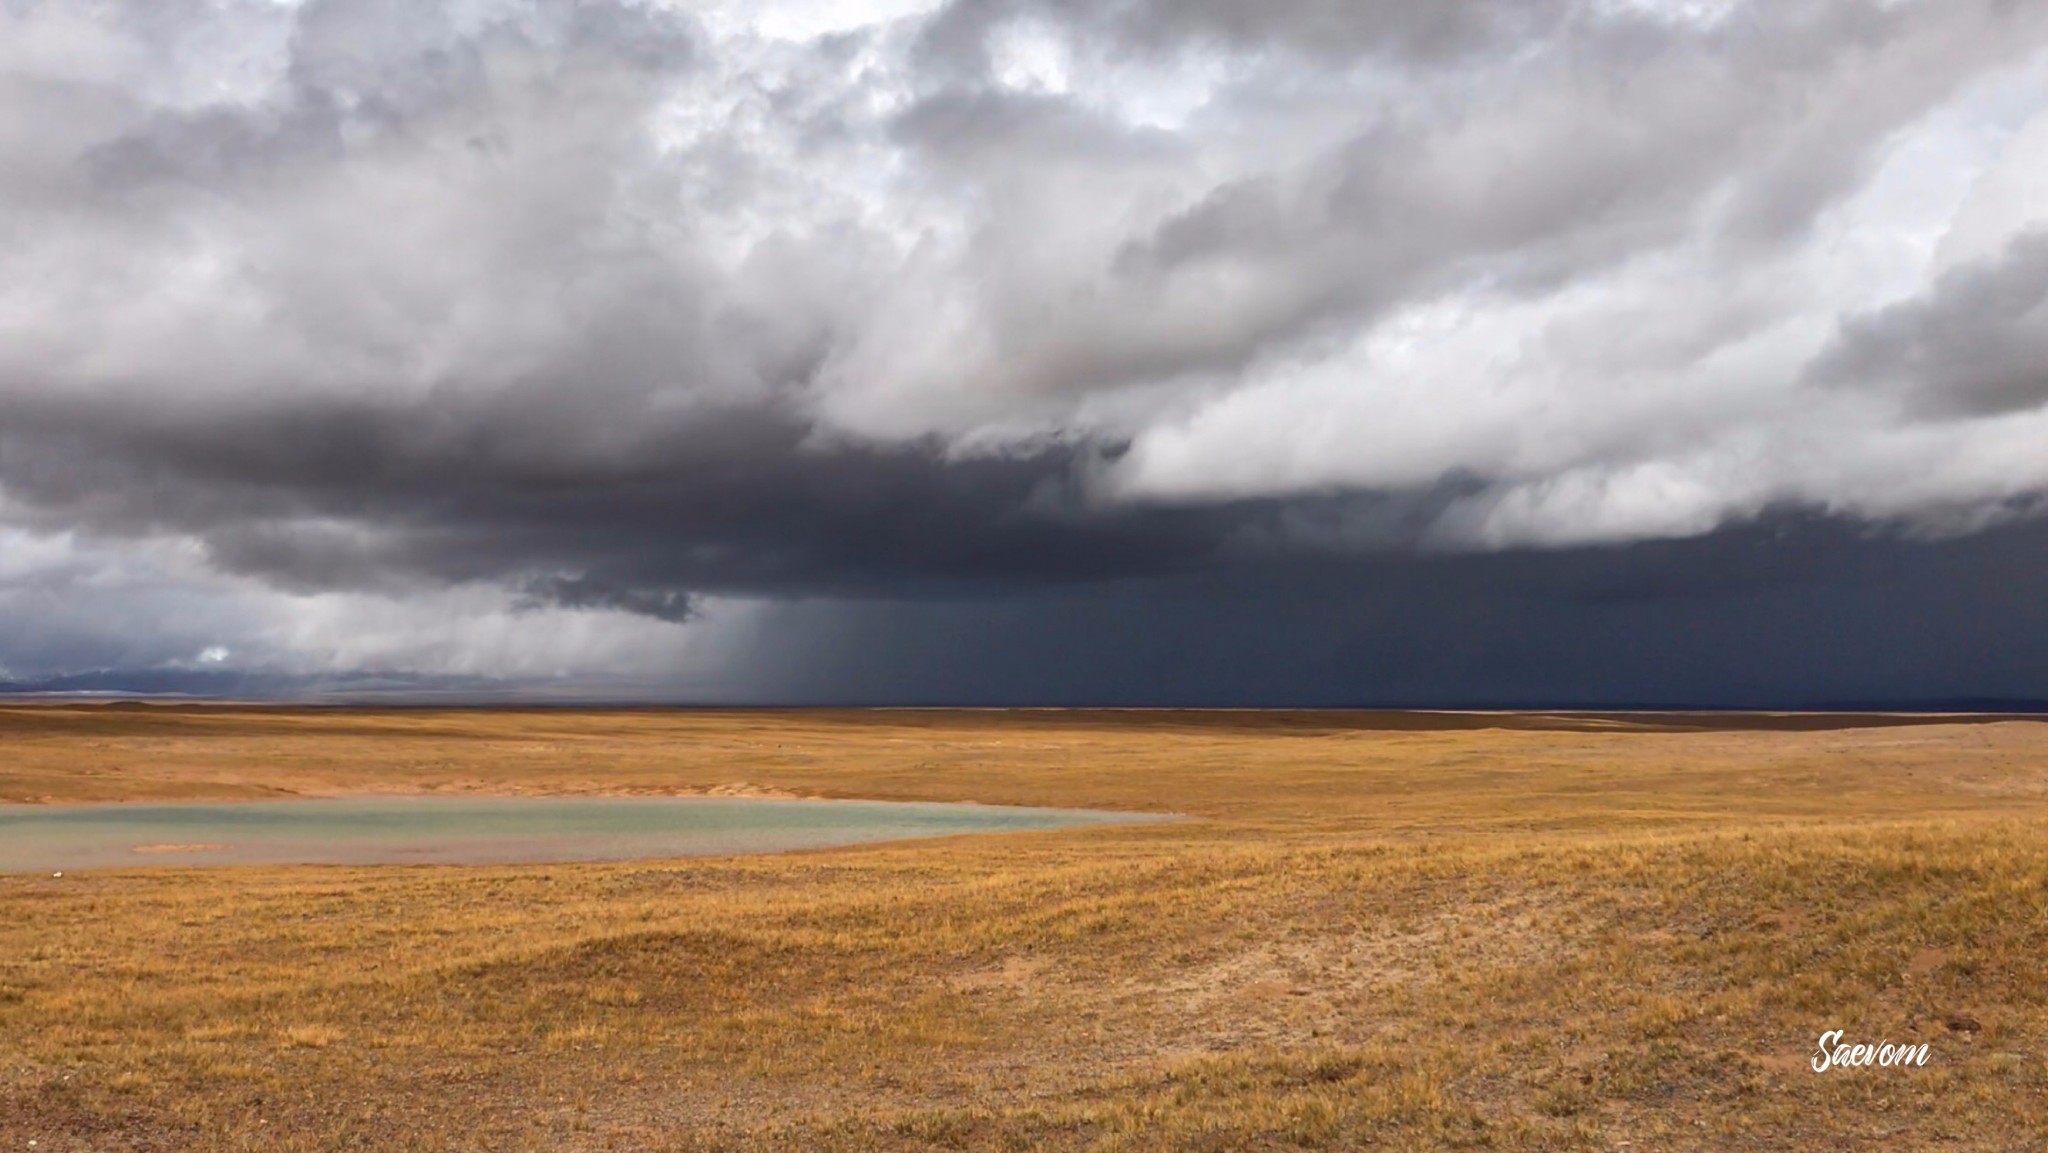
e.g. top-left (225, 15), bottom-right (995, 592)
top-left (0, 796), bottom-right (1175, 871)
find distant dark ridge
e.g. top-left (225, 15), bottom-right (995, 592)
top-left (3, 698), bottom-right (2046, 739)
top-left (2, 668), bottom-right (2046, 722)
top-left (0, 668), bottom-right (519, 700)
top-left (1796, 698), bottom-right (2048, 714)
top-left (692, 709), bottom-right (2048, 735)
top-left (812, 699), bottom-right (2048, 715)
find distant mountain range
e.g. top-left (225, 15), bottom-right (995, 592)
top-left (0, 668), bottom-right (535, 702)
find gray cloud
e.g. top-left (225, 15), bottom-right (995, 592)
top-left (914, 0), bottom-right (1568, 74)
top-left (889, 0), bottom-right (2047, 418)
top-left (1809, 228), bottom-right (2048, 416)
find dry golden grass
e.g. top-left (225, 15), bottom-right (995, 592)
top-left (3, 705), bottom-right (2047, 1150)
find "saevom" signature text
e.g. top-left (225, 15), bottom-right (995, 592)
top-left (1811, 1030), bottom-right (1930, 1072)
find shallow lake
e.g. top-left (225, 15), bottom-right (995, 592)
top-left (0, 795), bottom-right (1175, 871)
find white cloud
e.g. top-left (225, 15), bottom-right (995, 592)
top-left (0, 524), bottom-right (762, 688)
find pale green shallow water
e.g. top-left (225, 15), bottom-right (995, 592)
top-left (0, 796), bottom-right (1177, 871)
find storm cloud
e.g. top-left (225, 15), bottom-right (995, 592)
top-left (1, 0), bottom-right (2046, 701)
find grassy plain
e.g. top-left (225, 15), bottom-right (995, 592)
top-left (2, 705), bottom-right (2047, 1150)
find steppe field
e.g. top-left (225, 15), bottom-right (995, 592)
top-left (2, 705), bottom-right (2047, 1152)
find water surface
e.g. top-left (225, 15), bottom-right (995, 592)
top-left (0, 795), bottom-right (1174, 871)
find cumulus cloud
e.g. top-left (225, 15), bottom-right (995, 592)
top-left (1, 0), bottom-right (2047, 693)
top-left (1810, 229), bottom-right (2048, 417)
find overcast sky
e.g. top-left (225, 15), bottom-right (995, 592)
top-left (2, 0), bottom-right (2046, 704)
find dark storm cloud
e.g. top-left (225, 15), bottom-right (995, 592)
top-left (0, 386), bottom-right (1460, 604)
top-left (1, 0), bottom-right (2047, 698)
top-left (750, 514), bottom-right (2048, 707)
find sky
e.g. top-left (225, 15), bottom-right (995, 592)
top-left (1, 0), bottom-right (2046, 704)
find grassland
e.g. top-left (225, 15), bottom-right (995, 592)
top-left (2, 705), bottom-right (2047, 1151)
